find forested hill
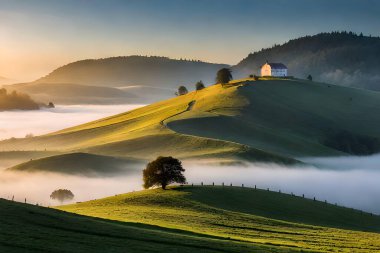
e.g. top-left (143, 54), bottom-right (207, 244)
top-left (35, 56), bottom-right (229, 88)
top-left (0, 88), bottom-right (40, 111)
top-left (233, 32), bottom-right (380, 91)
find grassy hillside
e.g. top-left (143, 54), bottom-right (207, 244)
top-left (7, 152), bottom-right (143, 176)
top-left (167, 79), bottom-right (380, 157)
top-left (0, 198), bottom-right (288, 253)
top-left (58, 186), bottom-right (380, 252)
top-left (0, 81), bottom-right (294, 166)
top-left (233, 32), bottom-right (380, 91)
top-left (2, 78), bottom-right (380, 172)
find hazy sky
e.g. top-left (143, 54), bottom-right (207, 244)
top-left (1, 0), bottom-right (380, 81)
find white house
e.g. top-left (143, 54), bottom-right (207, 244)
top-left (261, 61), bottom-right (288, 77)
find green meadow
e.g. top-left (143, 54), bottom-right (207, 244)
top-left (56, 186), bottom-right (380, 252)
top-left (2, 186), bottom-right (380, 252)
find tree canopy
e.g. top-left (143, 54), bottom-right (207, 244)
top-left (50, 189), bottom-right (74, 203)
top-left (143, 156), bottom-right (186, 190)
top-left (195, 81), bottom-right (205, 90)
top-left (176, 86), bottom-right (188, 96)
top-left (0, 88), bottom-right (39, 111)
top-left (216, 68), bottom-right (232, 84)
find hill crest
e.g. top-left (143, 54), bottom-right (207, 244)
top-left (233, 32), bottom-right (380, 91)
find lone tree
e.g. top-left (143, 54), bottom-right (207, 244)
top-left (143, 156), bottom-right (186, 190)
top-left (216, 68), bottom-right (232, 85)
top-left (195, 81), bottom-right (205, 90)
top-left (50, 189), bottom-right (74, 203)
top-left (307, 74), bottom-right (313, 81)
top-left (175, 86), bottom-right (188, 96)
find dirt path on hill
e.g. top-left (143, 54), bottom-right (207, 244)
top-left (160, 100), bottom-right (196, 127)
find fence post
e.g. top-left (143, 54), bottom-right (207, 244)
top-left (302, 194), bottom-right (304, 198)
top-left (242, 184), bottom-right (244, 188)
top-left (201, 182), bottom-right (203, 186)
top-left (212, 182), bottom-right (214, 186)
top-left (313, 197), bottom-right (316, 201)
top-left (222, 182), bottom-right (224, 187)
top-left (254, 185), bottom-right (256, 189)
top-left (267, 188), bottom-right (269, 191)
top-left (230, 183), bottom-right (232, 187)
top-left (191, 183), bottom-right (193, 187)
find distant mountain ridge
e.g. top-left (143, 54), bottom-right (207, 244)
top-left (0, 76), bottom-right (12, 85)
top-left (233, 32), bottom-right (380, 91)
top-left (7, 32), bottom-right (380, 104)
top-left (36, 56), bottom-right (229, 88)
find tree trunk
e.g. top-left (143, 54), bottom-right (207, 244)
top-left (161, 183), bottom-right (167, 190)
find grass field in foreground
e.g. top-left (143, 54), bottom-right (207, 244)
top-left (0, 198), bottom-right (311, 253)
top-left (58, 186), bottom-right (380, 252)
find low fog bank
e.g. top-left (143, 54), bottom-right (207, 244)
top-left (301, 154), bottom-right (380, 170)
top-left (0, 169), bottom-right (143, 206)
top-left (184, 162), bottom-right (380, 214)
top-left (0, 104), bottom-right (144, 140)
top-left (0, 155), bottom-right (380, 214)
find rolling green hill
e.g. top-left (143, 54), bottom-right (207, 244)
top-left (0, 80), bottom-right (297, 167)
top-left (7, 153), bottom-right (143, 176)
top-left (3, 78), bottom-right (380, 175)
top-left (0, 198), bottom-right (284, 253)
top-left (57, 186), bottom-right (380, 252)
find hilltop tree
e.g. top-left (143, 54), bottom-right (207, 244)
top-left (143, 156), bottom-right (186, 190)
top-left (307, 74), bottom-right (313, 81)
top-left (175, 86), bottom-right (188, 96)
top-left (50, 189), bottom-right (74, 203)
top-left (195, 81), bottom-right (205, 90)
top-left (216, 68), bottom-right (232, 85)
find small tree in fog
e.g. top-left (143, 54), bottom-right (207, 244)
top-left (307, 74), bottom-right (313, 81)
top-left (50, 189), bottom-right (74, 203)
top-left (143, 156), bottom-right (186, 190)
